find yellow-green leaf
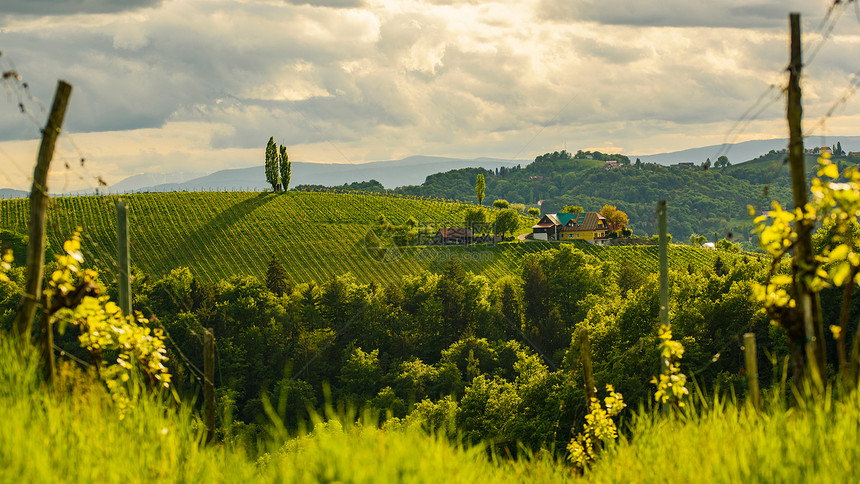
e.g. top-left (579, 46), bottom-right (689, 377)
top-left (831, 261), bottom-right (851, 287)
top-left (830, 243), bottom-right (850, 261)
top-left (771, 274), bottom-right (793, 285)
top-left (819, 163), bottom-right (839, 179)
top-left (830, 325), bottom-right (843, 340)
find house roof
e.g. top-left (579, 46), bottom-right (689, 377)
top-left (438, 227), bottom-right (472, 238)
top-left (534, 212), bottom-right (610, 231)
top-left (536, 214), bottom-right (561, 226)
top-left (554, 213), bottom-right (579, 225)
top-left (559, 212), bottom-right (607, 232)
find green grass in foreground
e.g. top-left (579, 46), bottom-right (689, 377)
top-left (0, 336), bottom-right (568, 483)
top-left (2, 334), bottom-right (859, 483)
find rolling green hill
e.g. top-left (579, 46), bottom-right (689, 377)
top-left (392, 157), bottom-right (797, 245)
top-left (379, 150), bottom-right (858, 246)
top-left (0, 191), bottom-right (746, 285)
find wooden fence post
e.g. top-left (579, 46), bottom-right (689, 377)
top-left (744, 333), bottom-right (762, 412)
top-left (204, 328), bottom-right (216, 444)
top-left (657, 200), bottom-right (670, 414)
top-left (657, 200), bottom-right (669, 330)
top-left (14, 80), bottom-right (72, 345)
top-left (116, 201), bottom-right (132, 315)
top-left (787, 12), bottom-right (825, 387)
top-left (579, 327), bottom-right (596, 404)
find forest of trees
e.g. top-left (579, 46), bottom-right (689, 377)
top-left (7, 241), bottom-right (852, 453)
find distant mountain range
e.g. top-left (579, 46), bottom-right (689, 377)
top-left (108, 172), bottom-right (207, 193)
top-left (102, 156), bottom-right (526, 194)
top-left (0, 189), bottom-right (27, 199)
top-left (2, 137), bottom-right (859, 198)
top-left (633, 136), bottom-right (860, 165)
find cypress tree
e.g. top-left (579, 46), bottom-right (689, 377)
top-left (279, 144), bottom-right (291, 191)
top-left (265, 137), bottom-right (279, 191)
top-left (475, 174), bottom-right (485, 205)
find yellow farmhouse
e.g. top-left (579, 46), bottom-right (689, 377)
top-left (532, 212), bottom-right (610, 245)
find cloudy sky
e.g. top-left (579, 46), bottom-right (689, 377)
top-left (0, 0), bottom-right (858, 191)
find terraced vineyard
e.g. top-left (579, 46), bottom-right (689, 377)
top-left (569, 241), bottom-right (757, 274)
top-left (0, 191), bottom-right (752, 285)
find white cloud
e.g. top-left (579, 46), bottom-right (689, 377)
top-left (0, 0), bottom-right (859, 191)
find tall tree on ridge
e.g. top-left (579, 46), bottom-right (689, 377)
top-left (266, 254), bottom-right (289, 296)
top-left (475, 174), bottom-right (485, 205)
top-left (279, 144), bottom-right (291, 191)
top-left (265, 137), bottom-right (279, 191)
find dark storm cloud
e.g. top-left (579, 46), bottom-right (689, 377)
top-left (537, 0), bottom-right (821, 29)
top-left (2, 0), bottom-right (162, 15)
top-left (0, 30), bottom-right (203, 139)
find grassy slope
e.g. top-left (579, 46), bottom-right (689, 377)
top-left (0, 191), bottom-right (746, 285)
top-left (2, 335), bottom-right (858, 483)
top-left (590, 392), bottom-right (860, 483)
top-left (724, 152), bottom-right (822, 186)
top-left (0, 337), bottom-right (571, 483)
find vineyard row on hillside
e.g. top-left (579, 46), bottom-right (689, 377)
top-left (0, 192), bottom-right (748, 284)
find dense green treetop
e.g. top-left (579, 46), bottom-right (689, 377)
top-left (265, 137), bottom-right (279, 191)
top-left (279, 144), bottom-right (291, 191)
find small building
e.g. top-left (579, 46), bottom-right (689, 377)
top-left (671, 162), bottom-right (695, 168)
top-left (531, 214), bottom-right (562, 241)
top-left (532, 212), bottom-right (611, 245)
top-left (434, 227), bottom-right (473, 245)
top-left (603, 160), bottom-right (619, 170)
top-left (558, 212), bottom-right (610, 245)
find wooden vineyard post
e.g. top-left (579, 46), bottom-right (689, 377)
top-left (579, 327), bottom-right (596, 404)
top-left (787, 12), bottom-right (825, 388)
top-left (744, 333), bottom-right (762, 412)
top-left (117, 201), bottom-right (132, 315)
top-left (14, 80), bottom-right (72, 345)
top-left (657, 200), bottom-right (669, 330)
top-left (657, 200), bottom-right (670, 413)
top-left (204, 327), bottom-right (216, 444)
top-left (15, 80), bottom-right (72, 382)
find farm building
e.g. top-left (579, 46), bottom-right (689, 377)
top-left (532, 212), bottom-right (611, 245)
top-left (434, 227), bottom-right (473, 245)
